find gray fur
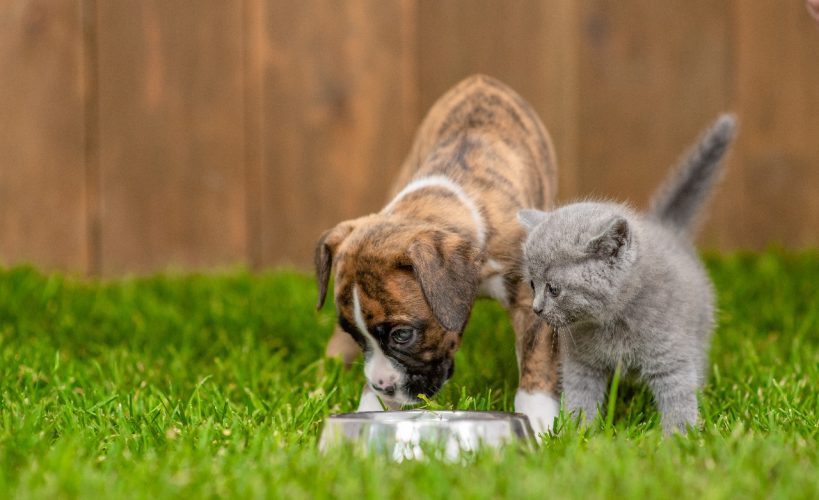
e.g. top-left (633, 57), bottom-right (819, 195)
top-left (518, 114), bottom-right (736, 434)
top-left (649, 114), bottom-right (736, 233)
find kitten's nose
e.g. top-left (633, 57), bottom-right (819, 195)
top-left (532, 294), bottom-right (545, 315)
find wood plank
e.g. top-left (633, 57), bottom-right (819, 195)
top-left (733, 0), bottom-right (819, 248)
top-left (243, 0), bottom-right (264, 270)
top-left (574, 0), bottom-right (735, 248)
top-left (95, 0), bottom-right (247, 274)
top-left (259, 0), bottom-right (418, 267)
top-left (0, 0), bottom-right (87, 271)
top-left (418, 0), bottom-right (579, 202)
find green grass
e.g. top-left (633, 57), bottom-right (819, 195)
top-left (0, 251), bottom-right (817, 499)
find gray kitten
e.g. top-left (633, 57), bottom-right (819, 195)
top-left (518, 114), bottom-right (736, 433)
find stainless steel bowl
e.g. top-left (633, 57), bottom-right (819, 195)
top-left (319, 410), bottom-right (536, 460)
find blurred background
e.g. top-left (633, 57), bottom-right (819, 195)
top-left (1, 0), bottom-right (818, 276)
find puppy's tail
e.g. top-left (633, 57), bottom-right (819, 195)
top-left (648, 113), bottom-right (737, 235)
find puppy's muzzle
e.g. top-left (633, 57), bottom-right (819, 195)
top-left (371, 381), bottom-right (397, 397)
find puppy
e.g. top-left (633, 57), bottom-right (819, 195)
top-left (315, 75), bottom-right (561, 435)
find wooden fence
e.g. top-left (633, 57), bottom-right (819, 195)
top-left (2, 0), bottom-right (818, 275)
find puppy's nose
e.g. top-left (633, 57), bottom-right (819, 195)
top-left (533, 305), bottom-right (543, 315)
top-left (371, 382), bottom-right (396, 397)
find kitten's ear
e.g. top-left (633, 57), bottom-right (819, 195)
top-left (587, 216), bottom-right (630, 259)
top-left (517, 209), bottom-right (548, 232)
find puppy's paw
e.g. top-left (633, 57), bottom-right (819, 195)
top-left (514, 389), bottom-right (560, 441)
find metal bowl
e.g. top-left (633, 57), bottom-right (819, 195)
top-left (319, 410), bottom-right (536, 460)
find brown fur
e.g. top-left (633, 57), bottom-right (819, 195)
top-left (316, 74), bottom-right (559, 401)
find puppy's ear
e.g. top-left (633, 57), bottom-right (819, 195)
top-left (517, 209), bottom-right (548, 232)
top-left (408, 231), bottom-right (481, 332)
top-left (314, 219), bottom-right (359, 310)
top-left (587, 216), bottom-right (630, 259)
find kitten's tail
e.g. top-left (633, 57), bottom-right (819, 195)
top-left (648, 114), bottom-right (737, 234)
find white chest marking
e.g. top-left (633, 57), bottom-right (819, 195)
top-left (383, 175), bottom-right (486, 248)
top-left (479, 274), bottom-right (508, 306)
top-left (352, 285), bottom-right (403, 389)
top-left (479, 260), bottom-right (508, 305)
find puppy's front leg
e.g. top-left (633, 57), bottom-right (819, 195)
top-left (325, 325), bottom-right (360, 366)
top-left (511, 304), bottom-right (561, 440)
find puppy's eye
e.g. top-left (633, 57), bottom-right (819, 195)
top-left (547, 282), bottom-right (561, 297)
top-left (529, 280), bottom-right (535, 291)
top-left (390, 326), bottom-right (417, 345)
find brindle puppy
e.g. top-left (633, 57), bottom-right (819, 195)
top-left (316, 75), bottom-right (560, 436)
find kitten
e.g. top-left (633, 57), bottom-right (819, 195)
top-left (518, 114), bottom-right (736, 433)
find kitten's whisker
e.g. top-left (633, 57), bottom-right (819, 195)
top-left (560, 324), bottom-right (577, 348)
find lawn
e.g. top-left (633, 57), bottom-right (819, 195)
top-left (0, 252), bottom-right (817, 499)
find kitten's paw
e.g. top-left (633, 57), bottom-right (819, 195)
top-left (660, 413), bottom-right (699, 436)
top-left (514, 389), bottom-right (560, 441)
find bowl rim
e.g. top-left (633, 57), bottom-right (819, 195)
top-left (325, 409), bottom-right (532, 423)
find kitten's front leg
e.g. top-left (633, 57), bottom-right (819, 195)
top-left (561, 353), bottom-right (609, 426)
top-left (643, 362), bottom-right (700, 434)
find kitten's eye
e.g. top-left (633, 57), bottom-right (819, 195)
top-left (529, 280), bottom-right (535, 292)
top-left (547, 282), bottom-right (561, 297)
top-left (390, 326), bottom-right (417, 345)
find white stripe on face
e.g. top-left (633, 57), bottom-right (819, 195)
top-left (352, 284), bottom-right (404, 395)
